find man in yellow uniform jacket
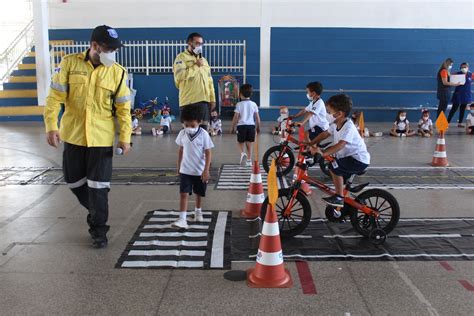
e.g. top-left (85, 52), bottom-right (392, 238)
top-left (43, 25), bottom-right (132, 248)
top-left (173, 32), bottom-right (216, 130)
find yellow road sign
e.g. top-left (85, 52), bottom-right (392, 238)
top-left (268, 159), bottom-right (278, 207)
top-left (436, 111), bottom-right (449, 132)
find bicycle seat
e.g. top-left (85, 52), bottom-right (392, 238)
top-left (347, 182), bottom-right (370, 193)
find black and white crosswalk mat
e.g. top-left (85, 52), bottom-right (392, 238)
top-left (232, 217), bottom-right (474, 261)
top-left (216, 164), bottom-right (289, 190)
top-left (116, 210), bottom-right (231, 269)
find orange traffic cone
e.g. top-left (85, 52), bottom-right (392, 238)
top-left (431, 131), bottom-right (449, 167)
top-left (247, 204), bottom-right (293, 288)
top-left (240, 161), bottom-right (265, 218)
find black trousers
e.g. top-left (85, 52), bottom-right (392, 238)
top-left (447, 103), bottom-right (468, 124)
top-left (437, 99), bottom-right (449, 118)
top-left (63, 143), bottom-right (113, 238)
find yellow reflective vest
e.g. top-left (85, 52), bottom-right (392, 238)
top-left (44, 50), bottom-right (132, 147)
top-left (173, 50), bottom-right (216, 106)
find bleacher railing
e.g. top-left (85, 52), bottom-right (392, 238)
top-left (50, 40), bottom-right (246, 81)
top-left (0, 20), bottom-right (34, 84)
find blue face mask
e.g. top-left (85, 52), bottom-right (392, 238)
top-left (163, 114), bottom-right (169, 118)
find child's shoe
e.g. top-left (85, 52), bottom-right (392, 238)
top-left (322, 195), bottom-right (344, 207)
top-left (246, 159), bottom-right (252, 167)
top-left (240, 152), bottom-right (247, 165)
top-left (373, 132), bottom-right (383, 137)
top-left (458, 123), bottom-right (465, 128)
top-left (157, 130), bottom-right (164, 135)
top-left (151, 128), bottom-right (157, 136)
top-left (401, 133), bottom-right (407, 137)
top-left (171, 218), bottom-right (188, 229)
top-left (194, 211), bottom-right (204, 222)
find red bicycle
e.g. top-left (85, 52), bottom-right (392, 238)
top-left (262, 118), bottom-right (331, 177)
top-left (261, 127), bottom-right (400, 245)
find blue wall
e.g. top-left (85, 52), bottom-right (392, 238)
top-left (50, 27), bottom-right (474, 121)
top-left (271, 27), bottom-right (474, 121)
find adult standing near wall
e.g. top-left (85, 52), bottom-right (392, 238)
top-left (447, 62), bottom-right (474, 127)
top-left (436, 58), bottom-right (461, 118)
top-left (43, 25), bottom-right (132, 249)
top-left (173, 32), bottom-right (216, 130)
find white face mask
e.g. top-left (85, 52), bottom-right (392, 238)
top-left (306, 93), bottom-right (313, 101)
top-left (448, 65), bottom-right (453, 70)
top-left (99, 51), bottom-right (116, 67)
top-left (185, 127), bottom-right (199, 135)
top-left (327, 113), bottom-right (336, 124)
top-left (400, 116), bottom-right (406, 121)
top-left (193, 45), bottom-right (203, 55)
top-left (461, 68), bottom-right (468, 74)
top-left (280, 112), bottom-right (288, 118)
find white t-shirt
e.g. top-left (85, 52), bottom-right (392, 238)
top-left (305, 98), bottom-right (329, 131)
top-left (160, 116), bottom-right (172, 127)
top-left (395, 119), bottom-right (408, 130)
top-left (176, 128), bottom-right (214, 176)
top-left (328, 119), bottom-right (370, 164)
top-left (466, 113), bottom-right (474, 127)
top-left (418, 118), bottom-right (433, 131)
top-left (210, 118), bottom-right (222, 131)
top-left (132, 118), bottom-right (139, 129)
top-left (235, 99), bottom-right (259, 126)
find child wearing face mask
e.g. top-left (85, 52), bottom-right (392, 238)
top-left (152, 108), bottom-right (172, 136)
top-left (272, 106), bottom-right (289, 135)
top-left (417, 110), bottom-right (433, 137)
top-left (209, 110), bottom-right (222, 136)
top-left (448, 62), bottom-right (474, 127)
top-left (308, 94), bottom-right (370, 209)
top-left (390, 111), bottom-right (415, 137)
top-left (173, 105), bottom-right (214, 229)
top-left (465, 108), bottom-right (474, 135)
top-left (293, 82), bottom-right (329, 141)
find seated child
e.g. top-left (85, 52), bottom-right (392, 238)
top-left (417, 110), bottom-right (433, 137)
top-left (351, 111), bottom-right (382, 137)
top-left (209, 110), bottom-right (222, 136)
top-left (152, 108), bottom-right (172, 136)
top-left (131, 113), bottom-right (142, 135)
top-left (272, 106), bottom-right (289, 135)
top-left (466, 107), bottom-right (474, 135)
top-left (390, 110), bottom-right (415, 137)
top-left (308, 94), bottom-right (370, 209)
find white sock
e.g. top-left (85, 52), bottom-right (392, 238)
top-left (179, 211), bottom-right (187, 220)
top-left (195, 208), bottom-right (202, 214)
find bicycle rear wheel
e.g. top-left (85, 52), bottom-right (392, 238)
top-left (262, 145), bottom-right (295, 177)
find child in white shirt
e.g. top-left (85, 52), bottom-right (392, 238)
top-left (209, 110), bottom-right (222, 136)
top-left (417, 110), bottom-right (433, 137)
top-left (152, 108), bottom-right (172, 136)
top-left (173, 105), bottom-right (214, 229)
top-left (309, 94), bottom-right (370, 209)
top-left (272, 106), bottom-right (289, 135)
top-left (230, 84), bottom-right (261, 166)
top-left (131, 113), bottom-right (142, 135)
top-left (293, 81), bottom-right (329, 141)
top-left (466, 108), bottom-right (474, 135)
top-left (390, 110), bottom-right (415, 137)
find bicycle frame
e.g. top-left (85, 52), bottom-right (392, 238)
top-left (283, 132), bottom-right (380, 219)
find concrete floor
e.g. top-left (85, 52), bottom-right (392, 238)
top-left (0, 121), bottom-right (473, 315)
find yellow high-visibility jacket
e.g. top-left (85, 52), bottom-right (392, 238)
top-left (173, 50), bottom-right (216, 106)
top-left (44, 50), bottom-right (132, 147)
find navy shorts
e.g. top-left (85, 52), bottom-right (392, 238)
top-left (237, 125), bottom-right (256, 143)
top-left (180, 173), bottom-right (207, 197)
top-left (161, 125), bottom-right (169, 133)
top-left (329, 156), bottom-right (369, 181)
top-left (308, 126), bottom-right (325, 140)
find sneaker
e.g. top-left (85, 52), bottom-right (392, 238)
top-left (91, 237), bottom-right (108, 249)
top-left (458, 124), bottom-right (465, 128)
top-left (373, 132), bottom-right (383, 137)
top-left (401, 133), bottom-right (407, 137)
top-left (151, 128), bottom-right (157, 136)
top-left (194, 212), bottom-right (204, 222)
top-left (135, 131), bottom-right (142, 136)
top-left (246, 159), bottom-right (252, 167)
top-left (157, 130), bottom-right (164, 135)
top-left (240, 152), bottom-right (247, 165)
top-left (322, 195), bottom-right (344, 207)
top-left (171, 218), bottom-right (188, 229)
